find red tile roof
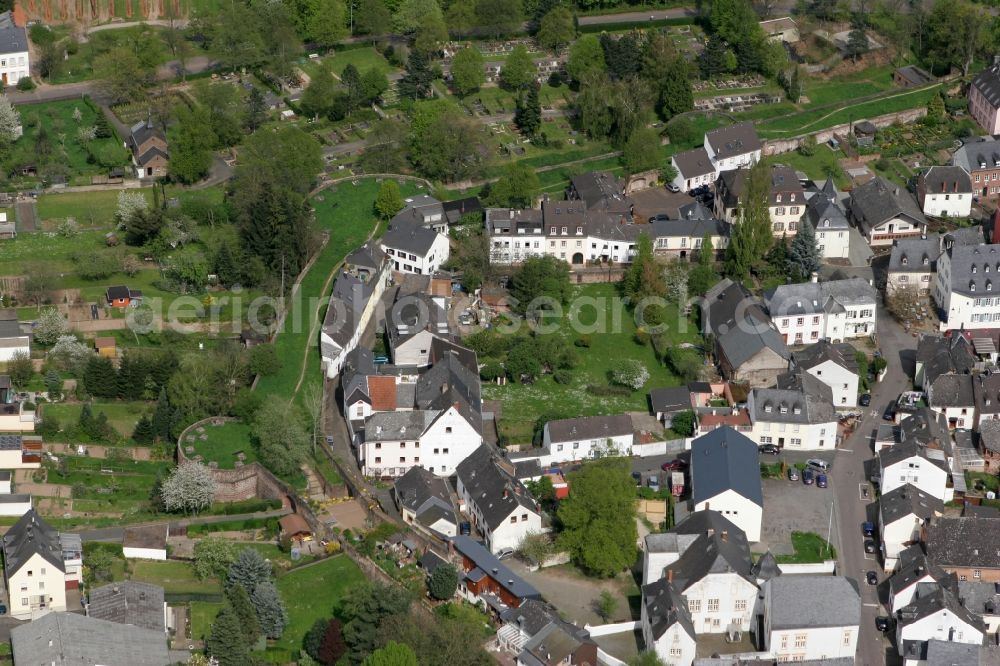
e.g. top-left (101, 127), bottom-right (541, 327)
top-left (368, 376), bottom-right (397, 411)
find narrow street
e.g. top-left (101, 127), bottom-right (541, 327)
top-left (831, 303), bottom-right (915, 666)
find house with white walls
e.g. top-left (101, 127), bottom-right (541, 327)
top-left (540, 414), bottom-right (634, 464)
top-left (879, 484), bottom-right (944, 572)
top-left (641, 578), bottom-right (698, 666)
top-left (804, 179), bottom-right (852, 260)
top-left (764, 277), bottom-right (877, 346)
top-left (381, 223), bottom-right (449, 275)
top-left (0, 11), bottom-right (29, 87)
top-left (690, 428), bottom-right (763, 542)
top-left (888, 546), bottom-right (957, 612)
top-left (121, 525), bottom-right (168, 561)
top-left (715, 165), bottom-right (804, 237)
top-left (916, 166), bottom-right (974, 218)
top-left (0, 435), bottom-right (41, 470)
top-left (455, 445), bottom-right (543, 555)
top-left (879, 441), bottom-right (952, 503)
top-left (848, 176), bottom-right (928, 246)
top-left (393, 466), bottom-right (458, 538)
top-left (927, 373), bottom-right (976, 429)
top-left (933, 242), bottom-right (1000, 332)
top-left (704, 123), bottom-right (762, 173)
top-left (1, 510), bottom-right (70, 620)
top-left (670, 147), bottom-right (717, 193)
top-left (915, 334), bottom-right (977, 389)
top-left (0, 316), bottom-right (30, 364)
top-left (495, 600), bottom-right (599, 666)
top-left (761, 576), bottom-right (860, 662)
top-left (895, 586), bottom-right (984, 661)
top-left (888, 234), bottom-right (941, 294)
top-left (746, 373), bottom-right (838, 451)
top-left (644, 511), bottom-right (759, 634)
top-left (792, 340), bottom-right (860, 409)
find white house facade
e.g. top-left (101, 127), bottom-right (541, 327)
top-left (538, 414), bottom-right (634, 465)
top-left (641, 579), bottom-right (698, 666)
top-left (690, 428), bottom-right (764, 542)
top-left (762, 576), bottom-right (860, 662)
top-left (933, 242), bottom-right (1000, 332)
top-left (879, 443), bottom-right (952, 503)
top-left (0, 13), bottom-right (29, 87)
top-left (917, 166), bottom-right (973, 218)
top-left (765, 277), bottom-right (877, 346)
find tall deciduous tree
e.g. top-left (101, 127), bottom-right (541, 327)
top-left (487, 162), bottom-right (540, 208)
top-left (558, 457), bottom-right (638, 577)
top-left (500, 45), bottom-right (536, 90)
top-left (623, 127), bottom-right (661, 175)
top-left (394, 0), bottom-right (443, 33)
top-left (252, 401), bottom-right (309, 478)
top-left (428, 563), bottom-right (459, 599)
top-left (536, 6), bottom-right (575, 53)
top-left (510, 255), bottom-right (571, 315)
top-left (235, 126), bottom-right (323, 197)
top-left (355, 0), bottom-right (392, 39)
top-left (725, 160), bottom-right (774, 279)
top-left (161, 461), bottom-right (216, 515)
top-left (236, 181), bottom-right (313, 281)
top-left (6, 351), bottom-right (32, 388)
top-left (300, 65), bottom-right (339, 119)
top-left (566, 34), bottom-right (606, 83)
top-left (450, 47), bottom-right (486, 96)
top-left (0, 95), bottom-right (20, 146)
top-left (306, 0), bottom-right (348, 46)
top-left (362, 642), bottom-right (418, 666)
top-left (475, 0), bottom-right (523, 39)
top-left (374, 180), bottom-right (404, 219)
top-left (93, 47), bottom-right (148, 103)
top-left (33, 307), bottom-right (68, 346)
top-left (169, 106), bottom-right (216, 184)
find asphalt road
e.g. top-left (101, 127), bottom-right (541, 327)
top-left (830, 302), bottom-right (914, 666)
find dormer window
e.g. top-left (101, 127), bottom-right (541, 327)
top-left (765, 405), bottom-right (772, 413)
top-left (576, 226), bottom-right (583, 235)
top-left (790, 193), bottom-right (796, 202)
top-left (971, 281), bottom-right (977, 292)
top-left (973, 266), bottom-right (978, 274)
top-left (988, 281), bottom-right (994, 292)
top-left (780, 405), bottom-right (788, 414)
top-left (923, 257), bottom-right (929, 266)
top-left (793, 407), bottom-right (801, 415)
top-left (901, 256), bottom-right (908, 266)
top-left (561, 226), bottom-right (567, 235)
top-left (549, 227), bottom-right (556, 235)
top-left (823, 219), bottom-right (830, 227)
top-left (776, 194), bottom-right (782, 203)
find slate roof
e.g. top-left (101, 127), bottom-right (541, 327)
top-left (649, 387), bottom-right (693, 414)
top-left (659, 510), bottom-right (755, 592)
top-left (942, 243), bottom-right (1000, 298)
top-left (916, 334), bottom-right (976, 387)
top-left (569, 171), bottom-right (627, 209)
top-left (702, 279), bottom-right (790, 370)
top-left (387, 291), bottom-right (450, 348)
top-left (972, 63), bottom-right (1000, 110)
top-left (764, 277), bottom-right (876, 318)
top-left (0, 11), bottom-right (27, 55)
top-left (2, 508), bottom-right (65, 575)
top-left (806, 179), bottom-right (850, 231)
top-left (393, 466), bottom-right (456, 529)
top-left (880, 439), bottom-right (950, 473)
top-left (382, 222), bottom-right (442, 257)
top-left (11, 612), bottom-right (172, 666)
top-left (442, 196), bottom-right (482, 225)
top-left (897, 65), bottom-right (933, 86)
top-left (322, 271), bottom-right (376, 350)
top-left (519, 618), bottom-right (596, 666)
top-left (978, 418), bottom-right (1000, 454)
top-left (87, 581), bottom-right (165, 632)
top-left (705, 122), bottom-right (762, 161)
top-left (889, 234), bottom-right (941, 274)
top-left (889, 546), bottom-right (957, 597)
top-left (848, 176), bottom-right (927, 234)
top-left (456, 445), bottom-right (538, 531)
top-left (501, 599), bottom-right (562, 637)
top-left (545, 414), bottom-right (633, 443)
top-left (451, 535), bottom-right (541, 601)
top-left (766, 576), bottom-right (860, 629)
top-left (880, 484), bottom-right (943, 526)
top-left (672, 146), bottom-right (715, 179)
top-left (691, 427), bottom-right (763, 507)
top-left (0, 318), bottom-right (24, 341)
top-left (641, 578), bottom-right (695, 641)
top-left (898, 408), bottom-right (949, 448)
top-left (415, 349), bottom-right (483, 434)
top-left (944, 226), bottom-right (986, 248)
top-left (136, 146), bottom-right (168, 167)
top-left (364, 410), bottom-right (438, 442)
top-left (920, 165), bottom-right (973, 196)
top-left (953, 137), bottom-right (1000, 173)
top-left (793, 339), bottom-right (859, 375)
top-left (751, 551), bottom-right (782, 582)
top-left (927, 373), bottom-right (976, 409)
top-left (345, 240), bottom-right (387, 271)
top-left (647, 213), bottom-right (730, 240)
top-left (924, 640), bottom-right (984, 666)
top-left (927, 516), bottom-right (1000, 569)
top-left (897, 586), bottom-right (983, 635)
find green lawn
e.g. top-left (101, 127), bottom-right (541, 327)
top-left (131, 560), bottom-right (223, 596)
top-left (183, 421), bottom-right (257, 469)
top-left (49, 25), bottom-right (175, 84)
top-left (764, 147), bottom-right (850, 190)
top-left (254, 178), bottom-right (423, 403)
top-left (300, 47), bottom-right (397, 79)
top-left (189, 601), bottom-right (225, 641)
top-left (774, 531), bottom-right (837, 564)
top-left (271, 555), bottom-right (366, 656)
top-left (801, 64), bottom-right (897, 107)
top-left (46, 456), bottom-right (171, 515)
top-left (37, 189), bottom-right (154, 224)
top-left (482, 283), bottom-right (703, 443)
top-left (42, 401), bottom-right (147, 437)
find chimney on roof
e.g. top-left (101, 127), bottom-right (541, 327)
top-left (667, 569), bottom-right (673, 583)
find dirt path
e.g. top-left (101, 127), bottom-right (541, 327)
top-left (14, 201), bottom-right (37, 232)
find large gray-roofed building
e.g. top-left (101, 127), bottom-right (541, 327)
top-left (382, 222), bottom-right (442, 257)
top-left (848, 176), bottom-right (927, 235)
top-left (2, 508), bottom-right (64, 575)
top-left (927, 373), bottom-right (975, 409)
top-left (953, 137), bottom-right (1000, 173)
top-left (764, 277), bottom-right (876, 318)
top-left (915, 334), bottom-right (976, 388)
top-left (926, 516), bottom-right (1000, 570)
top-left (87, 581), bottom-right (166, 632)
top-left (11, 612), bottom-right (172, 666)
top-left (0, 12), bottom-right (27, 56)
top-left (702, 279), bottom-right (790, 383)
top-left (691, 427), bottom-right (763, 507)
top-left (880, 484), bottom-right (943, 526)
top-left (659, 510), bottom-right (754, 592)
top-left (940, 243), bottom-right (1000, 298)
top-left (705, 122), bottom-right (762, 160)
top-left (568, 171), bottom-right (632, 218)
top-left (456, 445), bottom-right (538, 532)
top-left (805, 179), bottom-right (850, 231)
top-left (641, 577), bottom-right (695, 643)
top-left (364, 410), bottom-right (438, 442)
top-left (793, 339), bottom-right (858, 374)
top-left (672, 146), bottom-right (715, 181)
top-left (451, 534), bottom-right (541, 601)
top-left (765, 576), bottom-right (860, 630)
top-left (544, 414), bottom-right (633, 443)
top-left (888, 234), bottom-right (941, 274)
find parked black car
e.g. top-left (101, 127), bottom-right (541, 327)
top-left (759, 444), bottom-right (780, 455)
top-left (859, 393), bottom-right (871, 407)
top-left (875, 616), bottom-right (891, 632)
top-left (883, 404), bottom-right (896, 421)
top-left (864, 539), bottom-right (877, 554)
top-left (866, 571), bottom-right (878, 585)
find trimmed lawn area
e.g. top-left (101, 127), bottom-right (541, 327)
top-left (189, 601), bottom-right (225, 641)
top-left (0, 228), bottom-right (108, 274)
top-left (254, 178), bottom-right (423, 403)
top-left (801, 64), bottom-right (897, 107)
top-left (775, 531), bottom-right (837, 564)
top-left (482, 283), bottom-right (703, 443)
top-left (184, 421), bottom-right (257, 469)
top-left (271, 555), bottom-right (366, 656)
top-left (131, 560), bottom-right (223, 596)
top-left (764, 147), bottom-right (850, 190)
top-left (37, 189), bottom-right (153, 224)
top-left (325, 47), bottom-right (396, 77)
top-left (42, 401), bottom-right (146, 437)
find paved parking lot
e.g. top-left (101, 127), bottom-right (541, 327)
top-left (758, 471), bottom-right (838, 557)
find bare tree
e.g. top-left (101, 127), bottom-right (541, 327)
top-left (886, 284), bottom-right (922, 324)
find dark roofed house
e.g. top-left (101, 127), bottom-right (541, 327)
top-left (122, 524), bottom-right (168, 560)
top-left (953, 136), bottom-right (1000, 203)
top-left (879, 483), bottom-right (944, 569)
top-left (763, 576), bottom-right (861, 659)
top-left (127, 121), bottom-right (169, 179)
top-left (380, 222), bottom-right (449, 275)
top-left (11, 612), bottom-right (173, 666)
top-left (497, 599), bottom-right (599, 665)
top-left (926, 516), bottom-right (1000, 581)
top-left (895, 65), bottom-right (934, 88)
top-left (87, 581), bottom-right (166, 632)
top-left (916, 165), bottom-right (974, 218)
top-left (2, 509), bottom-right (68, 619)
top-left (704, 122), bottom-right (762, 165)
top-left (849, 176), bottom-right (928, 245)
top-left (567, 171), bottom-right (632, 219)
top-left (649, 386), bottom-right (693, 427)
top-left (969, 62), bottom-right (1000, 135)
top-left (888, 234), bottom-right (941, 294)
top-left (451, 535), bottom-right (542, 612)
top-left (0, 10), bottom-right (29, 88)
top-left (978, 419), bottom-right (1000, 474)
top-left (691, 427), bottom-right (763, 541)
top-left (670, 146), bottom-right (716, 192)
top-left (915, 334), bottom-right (976, 389)
top-left (542, 414), bottom-right (634, 461)
top-left (105, 285), bottom-right (142, 309)
top-left (394, 465), bottom-right (459, 537)
top-left (442, 196), bottom-right (483, 226)
top-left (640, 578), bottom-right (696, 663)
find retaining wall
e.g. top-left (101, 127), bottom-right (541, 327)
top-left (763, 107), bottom-right (929, 156)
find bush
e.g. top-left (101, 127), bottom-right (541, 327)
top-left (574, 336), bottom-right (592, 348)
top-left (634, 328), bottom-right (650, 346)
top-left (16, 77), bottom-right (35, 91)
top-left (553, 368), bottom-right (573, 384)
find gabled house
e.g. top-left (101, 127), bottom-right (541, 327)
top-left (0, 10), bottom-right (29, 87)
top-left (953, 136), bottom-right (1000, 202)
top-left (2, 509), bottom-right (68, 619)
top-left (926, 516), bottom-right (1000, 583)
top-left (748, 374), bottom-right (838, 451)
top-left (10, 612), bottom-right (173, 666)
top-left (879, 440), bottom-right (952, 503)
top-left (644, 511), bottom-right (758, 634)
top-left (387, 291), bottom-right (452, 367)
top-left (670, 147), bottom-right (716, 193)
top-left (917, 166), bottom-right (974, 218)
top-left (105, 285), bottom-right (142, 309)
top-left (393, 194), bottom-right (448, 233)
top-left (933, 242), bottom-right (1000, 332)
top-left (648, 203), bottom-right (731, 261)
top-left (888, 546), bottom-right (957, 612)
top-left (539, 414), bottom-right (634, 465)
top-left (704, 122), bottom-right (762, 174)
top-left (452, 535), bottom-right (542, 611)
top-left (702, 279), bottom-right (790, 388)
top-left (927, 373), bottom-right (976, 428)
top-left (0, 315), bottom-right (29, 363)
top-left (567, 171), bottom-right (633, 220)
top-left (969, 62), bottom-right (1000, 135)
top-left (764, 276), bottom-right (878, 345)
top-left (455, 445), bottom-right (542, 555)
top-left (896, 586), bottom-right (985, 661)
top-left (761, 576), bottom-right (860, 662)
top-left (879, 484), bottom-right (944, 571)
top-left (690, 427), bottom-right (763, 542)
top-left (805, 179), bottom-right (851, 260)
top-left (381, 222), bottom-right (450, 275)
top-left (915, 334), bottom-right (976, 389)
top-left (650, 386), bottom-right (694, 427)
top-left (792, 339), bottom-right (860, 408)
top-left (86, 581), bottom-right (167, 633)
top-left (715, 165), bottom-right (804, 236)
top-left (393, 466), bottom-right (459, 537)
top-left (320, 257), bottom-right (389, 377)
top-left (895, 65), bottom-right (934, 88)
top-left (641, 578), bottom-right (697, 666)
top-left (497, 600), bottom-right (599, 666)
top-left (888, 234), bottom-right (941, 294)
top-left (848, 176), bottom-right (928, 246)
top-left (126, 121), bottom-right (168, 179)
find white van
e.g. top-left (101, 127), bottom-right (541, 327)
top-left (807, 458), bottom-right (831, 472)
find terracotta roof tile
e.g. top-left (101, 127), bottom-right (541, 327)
top-left (368, 375), bottom-right (397, 411)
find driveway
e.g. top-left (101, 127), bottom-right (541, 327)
top-left (758, 475), bottom-right (836, 557)
top-left (505, 559), bottom-right (635, 627)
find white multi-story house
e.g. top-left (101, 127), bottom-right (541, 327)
top-left (649, 203), bottom-right (730, 262)
top-left (792, 340), bottom-right (860, 409)
top-left (640, 579), bottom-right (697, 666)
top-left (644, 511), bottom-right (759, 634)
top-left (670, 147), bottom-right (717, 193)
top-left (888, 546), bottom-right (955, 612)
top-left (804, 179), bottom-right (851, 260)
top-left (896, 586), bottom-right (984, 661)
top-left (539, 414), bottom-right (634, 465)
top-left (926, 373), bottom-right (976, 429)
top-left (0, 12), bottom-right (29, 87)
top-left (933, 242), bottom-right (1000, 332)
top-left (690, 427), bottom-right (763, 542)
top-left (917, 166), bottom-right (973, 218)
top-left (455, 445), bottom-right (543, 555)
top-left (381, 223), bottom-right (449, 275)
top-left (887, 234), bottom-right (940, 295)
top-left (2, 510), bottom-right (70, 620)
top-left (0, 316), bottom-right (30, 363)
top-left (761, 576), bottom-right (860, 662)
top-left (747, 375), bottom-right (838, 451)
top-left (716, 165), bottom-right (804, 237)
top-left (704, 123), bottom-right (762, 174)
top-left (764, 277), bottom-right (877, 345)
top-left (848, 176), bottom-right (928, 246)
top-left (879, 484), bottom-right (944, 572)
top-left (879, 441), bottom-right (952, 503)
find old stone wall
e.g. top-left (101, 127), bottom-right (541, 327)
top-left (763, 107), bottom-right (929, 156)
